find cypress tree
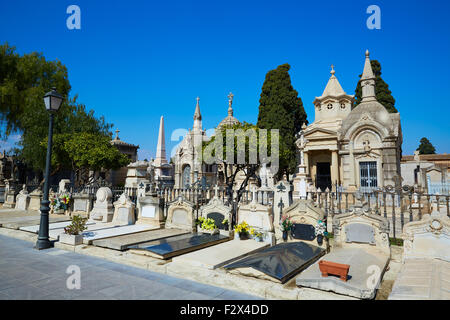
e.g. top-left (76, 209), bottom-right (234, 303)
top-left (257, 63), bottom-right (307, 178)
top-left (417, 137), bottom-right (436, 155)
top-left (354, 60), bottom-right (397, 113)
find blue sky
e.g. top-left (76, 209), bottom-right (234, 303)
top-left (1, 0), bottom-right (449, 160)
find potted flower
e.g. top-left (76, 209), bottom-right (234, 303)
top-left (280, 215), bottom-right (293, 242)
top-left (222, 218), bottom-right (229, 230)
top-left (199, 217), bottom-right (219, 235)
top-left (235, 221), bottom-right (251, 240)
top-left (314, 220), bottom-right (328, 246)
top-left (251, 229), bottom-right (264, 242)
top-left (50, 196), bottom-right (62, 214)
top-left (60, 194), bottom-right (71, 213)
top-left (60, 215), bottom-right (88, 245)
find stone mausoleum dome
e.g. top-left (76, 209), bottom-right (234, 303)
top-left (218, 92), bottom-right (240, 128)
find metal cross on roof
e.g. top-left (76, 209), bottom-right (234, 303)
top-left (277, 183), bottom-right (286, 193)
top-left (227, 92), bottom-right (234, 106)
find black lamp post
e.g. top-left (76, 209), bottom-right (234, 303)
top-left (35, 88), bottom-right (63, 250)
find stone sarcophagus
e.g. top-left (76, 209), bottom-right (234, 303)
top-left (28, 188), bottom-right (43, 211)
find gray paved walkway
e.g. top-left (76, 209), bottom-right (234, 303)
top-left (0, 234), bottom-right (261, 300)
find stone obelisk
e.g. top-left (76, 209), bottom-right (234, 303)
top-left (154, 116), bottom-right (168, 167)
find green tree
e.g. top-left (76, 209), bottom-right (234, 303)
top-left (417, 137), bottom-right (436, 155)
top-left (42, 132), bottom-right (130, 185)
top-left (202, 122), bottom-right (278, 205)
top-left (354, 60), bottom-right (397, 113)
top-left (0, 43), bottom-right (117, 183)
top-left (257, 63), bottom-right (307, 179)
top-left (0, 42), bottom-right (71, 137)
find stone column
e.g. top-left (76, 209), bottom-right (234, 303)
top-left (304, 151), bottom-right (310, 176)
top-left (348, 142), bottom-right (357, 191)
top-left (331, 150), bottom-right (339, 190)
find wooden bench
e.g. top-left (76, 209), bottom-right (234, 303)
top-left (319, 260), bottom-right (350, 282)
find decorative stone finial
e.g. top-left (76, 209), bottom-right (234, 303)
top-left (330, 64), bottom-right (335, 76)
top-left (227, 92), bottom-right (234, 117)
top-left (365, 49), bottom-right (370, 57)
top-left (115, 129), bottom-right (120, 140)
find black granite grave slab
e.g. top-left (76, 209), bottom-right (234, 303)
top-left (128, 232), bottom-right (230, 259)
top-left (223, 242), bottom-right (325, 283)
top-left (291, 224), bottom-right (316, 241)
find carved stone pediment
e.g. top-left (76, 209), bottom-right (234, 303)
top-left (200, 196), bottom-right (231, 217)
top-left (166, 195), bottom-right (195, 232)
top-left (402, 211), bottom-right (450, 262)
top-left (304, 127), bottom-right (337, 140)
top-left (283, 199), bottom-right (324, 225)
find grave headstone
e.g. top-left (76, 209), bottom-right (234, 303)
top-left (237, 187), bottom-right (274, 244)
top-left (279, 199), bottom-right (326, 248)
top-left (28, 188), bottom-right (43, 211)
top-left (3, 180), bottom-right (16, 208)
top-left (14, 185), bottom-right (30, 211)
top-left (165, 195), bottom-right (195, 232)
top-left (332, 197), bottom-right (390, 254)
top-left (389, 210), bottom-right (450, 300)
top-left (136, 192), bottom-right (164, 228)
top-left (112, 192), bottom-right (136, 225)
top-left (89, 187), bottom-right (114, 222)
top-left (402, 210), bottom-right (450, 262)
top-left (199, 188), bottom-right (232, 233)
top-left (72, 191), bottom-right (93, 216)
top-left (273, 180), bottom-right (293, 231)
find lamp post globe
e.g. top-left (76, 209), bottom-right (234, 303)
top-left (35, 87), bottom-right (63, 250)
top-left (43, 87), bottom-right (64, 112)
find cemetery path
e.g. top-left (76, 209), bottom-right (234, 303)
top-left (0, 234), bottom-right (261, 300)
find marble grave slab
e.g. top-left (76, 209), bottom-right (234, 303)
top-left (172, 239), bottom-right (269, 269)
top-left (224, 242), bottom-right (325, 283)
top-left (92, 228), bottom-right (190, 251)
top-left (128, 233), bottom-right (230, 259)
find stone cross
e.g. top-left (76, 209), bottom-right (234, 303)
top-left (278, 198), bottom-right (284, 222)
top-left (115, 129), bottom-right (120, 140)
top-left (227, 92), bottom-right (234, 107)
top-left (213, 184), bottom-right (220, 198)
